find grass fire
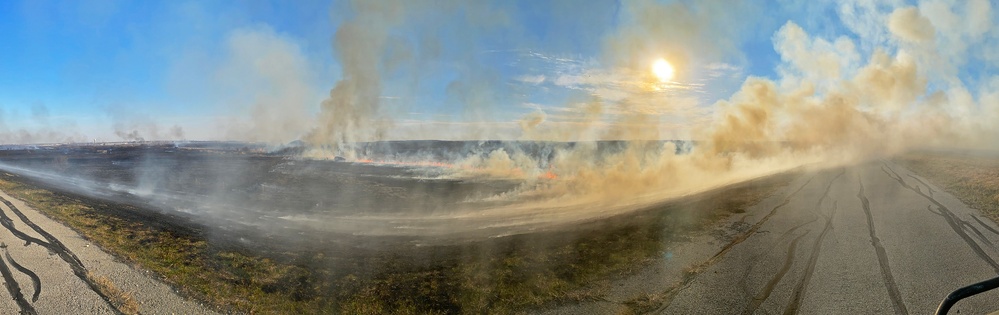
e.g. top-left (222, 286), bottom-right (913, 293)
top-left (2, 0), bottom-right (999, 314)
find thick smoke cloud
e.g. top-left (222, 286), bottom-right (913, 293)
top-left (302, 1), bottom-right (402, 153)
top-left (301, 0), bottom-right (515, 156)
top-left (888, 7), bottom-right (935, 43)
top-left (310, 1), bottom-right (999, 235)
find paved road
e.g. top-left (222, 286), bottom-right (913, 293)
top-left (542, 161), bottom-right (999, 314)
top-left (664, 161), bottom-right (999, 314)
top-left (0, 189), bottom-right (214, 314)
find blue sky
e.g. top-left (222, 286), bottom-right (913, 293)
top-left (0, 0), bottom-right (989, 143)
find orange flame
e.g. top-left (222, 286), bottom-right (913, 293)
top-left (541, 170), bottom-right (558, 180)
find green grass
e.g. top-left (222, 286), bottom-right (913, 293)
top-left (0, 171), bottom-right (790, 314)
top-left (896, 152), bottom-right (999, 224)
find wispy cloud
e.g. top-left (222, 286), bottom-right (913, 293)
top-left (514, 75), bottom-right (546, 84)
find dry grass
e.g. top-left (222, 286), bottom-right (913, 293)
top-left (87, 271), bottom-right (139, 315)
top-left (0, 174), bottom-right (315, 313)
top-left (622, 293), bottom-right (669, 314)
top-left (896, 152), bottom-right (999, 224)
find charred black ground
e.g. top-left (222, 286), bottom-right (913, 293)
top-left (0, 141), bottom-right (790, 313)
top-left (0, 141), bottom-right (701, 243)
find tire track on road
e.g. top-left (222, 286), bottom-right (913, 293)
top-left (882, 163), bottom-right (999, 273)
top-left (0, 195), bottom-right (123, 314)
top-left (738, 213), bottom-right (817, 299)
top-left (0, 198), bottom-right (82, 266)
top-left (904, 172), bottom-right (995, 247)
top-left (0, 243), bottom-right (34, 315)
top-left (782, 171), bottom-right (843, 315)
top-left (740, 170), bottom-right (843, 314)
top-left (782, 201), bottom-right (837, 315)
top-left (858, 178), bottom-right (908, 315)
top-left (4, 250), bottom-right (40, 302)
top-left (710, 176), bottom-right (815, 261)
top-left (960, 221), bottom-right (995, 247)
top-left (926, 205), bottom-right (942, 216)
top-left (742, 231), bottom-right (808, 315)
top-left (654, 176), bottom-right (816, 313)
top-left (920, 204), bottom-right (995, 247)
top-left (0, 206), bottom-right (49, 248)
top-left (815, 171), bottom-right (845, 217)
top-left (906, 174), bottom-right (934, 197)
top-left (971, 215), bottom-right (999, 237)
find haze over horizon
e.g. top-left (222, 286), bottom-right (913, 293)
top-left (1, 0), bottom-right (997, 155)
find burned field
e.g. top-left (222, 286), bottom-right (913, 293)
top-left (0, 142), bottom-right (521, 239)
top-left (0, 142), bottom-right (789, 313)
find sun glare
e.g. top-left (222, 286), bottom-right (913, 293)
top-left (652, 58), bottom-right (674, 82)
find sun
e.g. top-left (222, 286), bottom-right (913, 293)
top-left (652, 58), bottom-right (675, 82)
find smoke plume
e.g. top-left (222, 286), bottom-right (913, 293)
top-left (303, 1), bottom-right (407, 156)
top-left (12, 0), bottom-right (995, 237)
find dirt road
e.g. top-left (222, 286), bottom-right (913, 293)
top-left (546, 161), bottom-right (999, 314)
top-left (0, 189), bottom-right (214, 314)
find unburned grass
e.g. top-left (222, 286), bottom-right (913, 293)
top-left (87, 271), bottom-right (139, 315)
top-left (896, 152), bottom-right (999, 224)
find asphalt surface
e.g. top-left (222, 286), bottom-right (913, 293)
top-left (0, 189), bottom-right (214, 314)
top-left (671, 161), bottom-right (999, 314)
top-left (545, 161), bottom-right (999, 314)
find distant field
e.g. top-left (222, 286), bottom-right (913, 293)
top-left (896, 151), bottom-right (999, 224)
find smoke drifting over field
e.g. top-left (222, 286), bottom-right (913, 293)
top-left (253, 0), bottom-right (999, 234)
top-left (5, 1), bottom-right (999, 240)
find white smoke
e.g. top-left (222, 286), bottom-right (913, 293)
top-left (385, 0), bottom-right (999, 230)
top-left (214, 26), bottom-right (317, 144)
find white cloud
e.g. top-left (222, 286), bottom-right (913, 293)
top-left (514, 75), bottom-right (546, 84)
